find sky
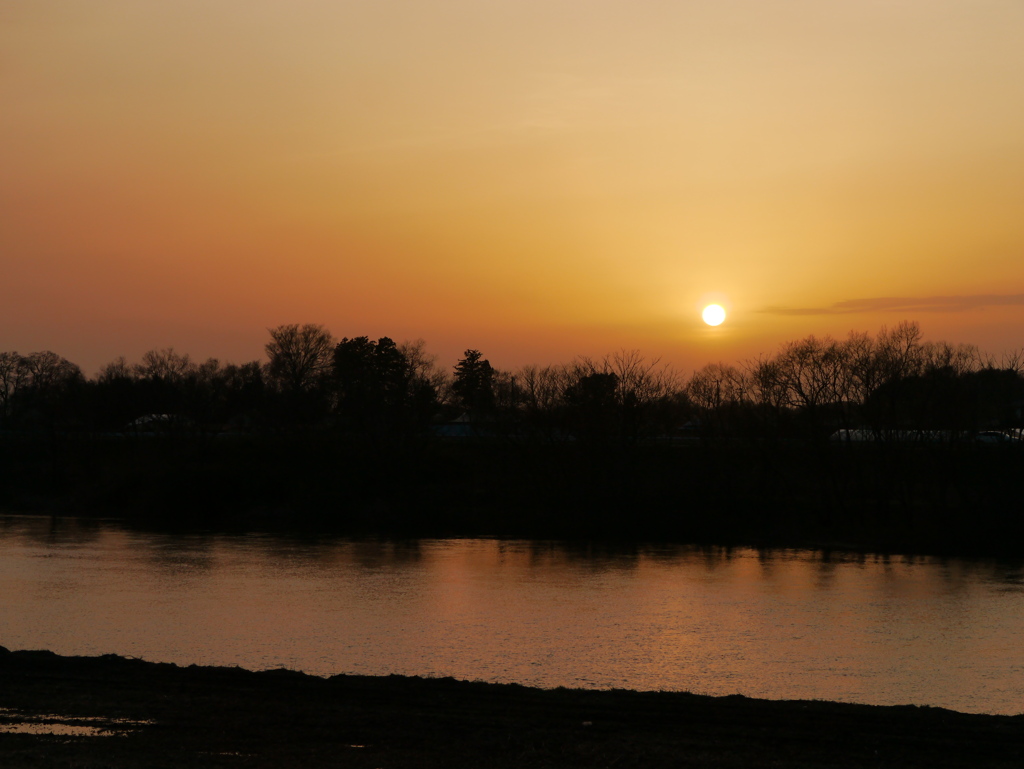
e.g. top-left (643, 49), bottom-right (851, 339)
top-left (3, 0), bottom-right (1024, 377)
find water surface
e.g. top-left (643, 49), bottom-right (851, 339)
top-left (2, 516), bottom-right (1023, 714)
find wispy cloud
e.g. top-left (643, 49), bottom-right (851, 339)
top-left (759, 294), bottom-right (1024, 316)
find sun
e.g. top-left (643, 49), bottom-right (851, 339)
top-left (702, 304), bottom-right (726, 326)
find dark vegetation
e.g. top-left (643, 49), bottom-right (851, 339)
top-left (2, 322), bottom-right (1024, 554)
top-left (3, 647), bottom-right (1024, 768)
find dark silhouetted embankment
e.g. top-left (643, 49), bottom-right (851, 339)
top-left (2, 647), bottom-right (1023, 768)
top-left (3, 430), bottom-right (1024, 557)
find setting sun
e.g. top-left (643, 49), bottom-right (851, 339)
top-left (3, 1), bottom-right (1024, 376)
top-left (702, 305), bottom-right (727, 327)
top-left (4, 3), bottom-right (1024, 754)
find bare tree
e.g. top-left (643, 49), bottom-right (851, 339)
top-left (517, 364), bottom-right (565, 413)
top-left (745, 355), bottom-right (787, 410)
top-left (135, 348), bottom-right (195, 382)
top-left (8, 352), bottom-right (84, 425)
top-left (97, 356), bottom-right (134, 383)
top-left (195, 357), bottom-right (221, 381)
top-left (265, 324), bottom-right (335, 392)
top-left (771, 335), bottom-right (849, 411)
top-left (515, 364), bottom-right (570, 442)
top-left (843, 331), bottom-right (879, 406)
top-left (21, 351), bottom-right (83, 392)
top-left (686, 363), bottom-right (746, 411)
top-left (874, 321), bottom-right (924, 382)
top-left (0, 351), bottom-right (26, 419)
top-left (921, 341), bottom-right (984, 376)
top-left (607, 350), bottom-right (680, 405)
top-left (1001, 349), bottom-right (1024, 375)
top-left (399, 339), bottom-right (448, 394)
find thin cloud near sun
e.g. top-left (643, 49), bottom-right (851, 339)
top-left (758, 294), bottom-right (1024, 316)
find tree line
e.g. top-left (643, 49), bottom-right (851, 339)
top-left (1, 321), bottom-right (1023, 443)
top-left (688, 322), bottom-right (1024, 442)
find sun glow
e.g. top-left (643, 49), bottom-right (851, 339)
top-left (702, 304), bottom-right (726, 326)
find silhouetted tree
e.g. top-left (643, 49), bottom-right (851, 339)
top-left (514, 364), bottom-right (569, 442)
top-left (135, 348), bottom-right (194, 382)
top-left (90, 356), bottom-right (141, 428)
top-left (452, 349), bottom-right (495, 412)
top-left (563, 371), bottom-right (620, 443)
top-left (0, 351), bottom-right (27, 421)
top-left (331, 333), bottom-right (436, 436)
top-left (265, 324), bottom-right (335, 393)
top-left (686, 362), bottom-right (750, 439)
top-left (334, 336), bottom-right (405, 398)
top-left (687, 363), bottom-right (747, 410)
top-left (218, 361), bottom-right (266, 426)
top-left (399, 339), bottom-right (448, 396)
top-left (98, 357), bottom-right (134, 383)
top-left (874, 322), bottom-right (926, 383)
top-left (867, 365), bottom-right (1024, 436)
top-left (8, 351), bottom-right (84, 428)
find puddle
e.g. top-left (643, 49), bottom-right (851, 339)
top-left (0, 707), bottom-right (153, 737)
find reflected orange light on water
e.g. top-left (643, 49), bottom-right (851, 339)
top-left (3, 518), bottom-right (1024, 713)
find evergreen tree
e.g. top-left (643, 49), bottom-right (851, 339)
top-left (452, 349), bottom-right (495, 412)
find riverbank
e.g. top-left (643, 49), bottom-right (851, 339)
top-left (4, 431), bottom-right (1024, 556)
top-left (1, 647), bottom-right (1022, 768)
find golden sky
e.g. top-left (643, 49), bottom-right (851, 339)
top-left (3, 1), bottom-right (1024, 375)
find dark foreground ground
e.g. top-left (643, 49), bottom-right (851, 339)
top-left (2, 648), bottom-right (1023, 768)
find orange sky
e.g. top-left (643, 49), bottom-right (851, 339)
top-left (3, 1), bottom-right (1023, 376)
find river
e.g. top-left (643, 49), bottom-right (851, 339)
top-left (2, 515), bottom-right (1022, 714)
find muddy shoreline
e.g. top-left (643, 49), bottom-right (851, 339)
top-left (1, 647), bottom-right (1022, 767)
